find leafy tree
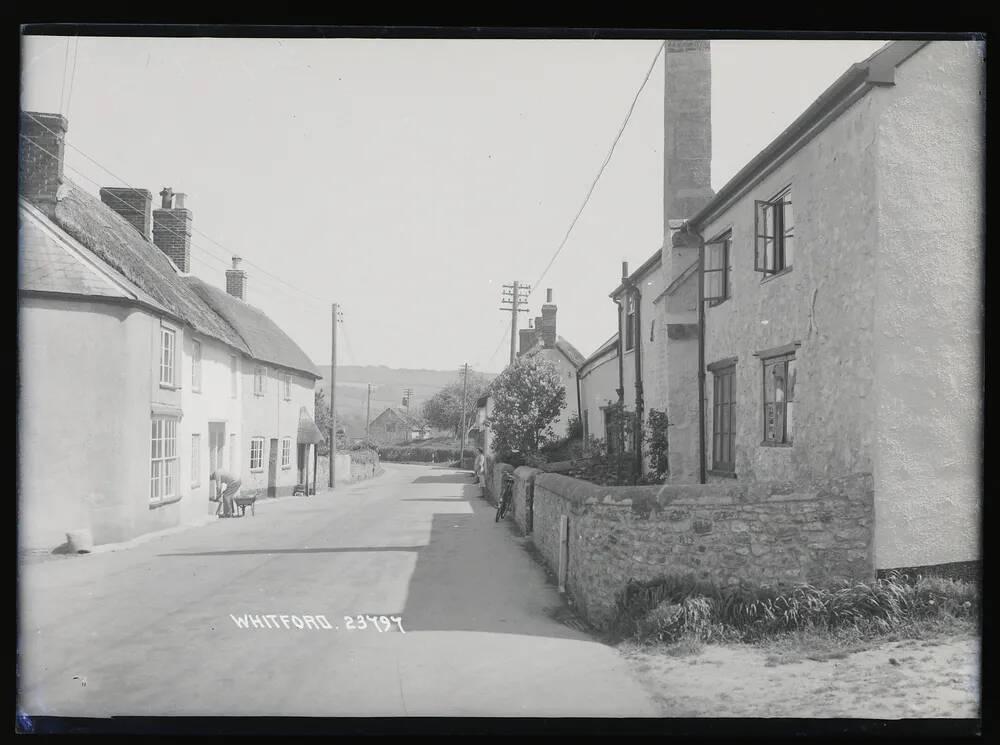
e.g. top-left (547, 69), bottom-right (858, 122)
top-left (488, 355), bottom-right (566, 456)
top-left (314, 388), bottom-right (346, 454)
top-left (422, 375), bottom-right (489, 438)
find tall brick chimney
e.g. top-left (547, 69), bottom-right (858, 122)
top-left (19, 111), bottom-right (68, 215)
top-left (100, 188), bottom-right (153, 241)
top-left (226, 256), bottom-right (247, 301)
top-left (518, 319), bottom-right (536, 356)
top-left (663, 40), bottom-right (714, 231)
top-left (152, 187), bottom-right (193, 272)
top-left (540, 288), bottom-right (557, 349)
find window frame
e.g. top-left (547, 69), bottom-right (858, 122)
top-left (254, 365), bottom-right (267, 397)
top-left (159, 324), bottom-right (178, 388)
top-left (704, 229), bottom-right (733, 306)
top-left (150, 415), bottom-right (179, 504)
top-left (754, 185), bottom-right (794, 277)
top-left (191, 339), bottom-right (202, 393)
top-left (191, 433), bottom-right (202, 488)
top-left (281, 437), bottom-right (292, 469)
top-left (709, 362), bottom-right (737, 473)
top-left (250, 437), bottom-right (265, 472)
top-left (760, 349), bottom-right (797, 446)
top-left (283, 372), bottom-right (292, 401)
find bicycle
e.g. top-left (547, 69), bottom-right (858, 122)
top-left (495, 473), bottom-right (514, 522)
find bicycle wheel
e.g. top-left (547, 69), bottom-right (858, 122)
top-left (495, 501), bottom-right (504, 522)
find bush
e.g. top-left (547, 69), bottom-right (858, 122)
top-left (611, 572), bottom-right (980, 645)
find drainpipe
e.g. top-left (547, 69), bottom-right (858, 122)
top-left (575, 370), bottom-right (582, 437)
top-left (615, 262), bottom-right (627, 407)
top-left (694, 226), bottom-right (707, 485)
top-left (631, 277), bottom-right (644, 481)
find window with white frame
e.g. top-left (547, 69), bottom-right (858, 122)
top-left (250, 437), bottom-right (265, 471)
top-left (230, 355), bottom-right (239, 398)
top-left (283, 372), bottom-right (292, 401)
top-left (150, 416), bottom-right (179, 503)
top-left (191, 340), bottom-right (202, 392)
top-left (191, 433), bottom-right (201, 487)
top-left (159, 326), bottom-right (176, 387)
top-left (281, 437), bottom-right (292, 468)
top-left (254, 365), bottom-right (267, 397)
top-left (762, 351), bottom-right (797, 445)
top-left (704, 231), bottom-right (733, 305)
top-left (755, 186), bottom-right (794, 276)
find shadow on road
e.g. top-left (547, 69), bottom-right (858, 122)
top-left (159, 546), bottom-right (422, 557)
top-left (410, 473), bottom-right (475, 485)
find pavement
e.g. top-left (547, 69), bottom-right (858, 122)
top-left (17, 463), bottom-right (659, 718)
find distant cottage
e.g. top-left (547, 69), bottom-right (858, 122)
top-left (18, 111), bottom-right (324, 550)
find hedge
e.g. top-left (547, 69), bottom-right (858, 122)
top-left (378, 446), bottom-right (476, 464)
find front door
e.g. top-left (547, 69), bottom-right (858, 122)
top-left (267, 438), bottom-right (279, 498)
top-left (297, 444), bottom-right (307, 486)
top-left (208, 423), bottom-right (226, 500)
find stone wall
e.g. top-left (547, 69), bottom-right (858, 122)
top-left (529, 470), bottom-right (874, 630)
top-left (511, 466), bottom-right (542, 535)
top-left (316, 452), bottom-right (381, 489)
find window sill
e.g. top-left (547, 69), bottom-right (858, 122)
top-left (149, 495), bottom-right (183, 510)
top-left (250, 468), bottom-right (264, 473)
top-left (760, 267), bottom-right (793, 285)
top-left (707, 469), bottom-right (737, 479)
top-left (191, 482), bottom-right (201, 489)
top-left (192, 388), bottom-right (202, 395)
top-left (759, 441), bottom-right (794, 448)
top-left (707, 297), bottom-right (731, 309)
top-left (159, 383), bottom-right (181, 391)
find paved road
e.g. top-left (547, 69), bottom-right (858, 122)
top-left (18, 463), bottom-right (658, 718)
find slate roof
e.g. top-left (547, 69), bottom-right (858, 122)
top-left (579, 333), bottom-right (620, 373)
top-left (185, 276), bottom-right (321, 379)
top-left (371, 407), bottom-right (421, 428)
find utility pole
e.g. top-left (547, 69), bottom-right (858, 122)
top-left (402, 387), bottom-right (413, 415)
top-left (500, 281), bottom-right (531, 366)
top-left (366, 383), bottom-right (373, 440)
top-left (329, 303), bottom-right (342, 489)
top-left (458, 363), bottom-right (470, 469)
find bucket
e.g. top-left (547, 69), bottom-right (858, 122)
top-left (66, 529), bottom-right (93, 554)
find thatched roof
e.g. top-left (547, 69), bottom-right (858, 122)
top-left (297, 406), bottom-right (326, 444)
top-left (48, 181), bottom-right (250, 354)
top-left (185, 276), bottom-right (321, 379)
top-left (523, 334), bottom-right (587, 369)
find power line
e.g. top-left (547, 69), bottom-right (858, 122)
top-left (58, 38), bottom-right (71, 115)
top-left (22, 112), bottom-right (329, 307)
top-left (64, 37), bottom-right (80, 120)
top-left (525, 41), bottom-right (665, 301)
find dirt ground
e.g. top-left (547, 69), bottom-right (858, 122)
top-left (621, 633), bottom-right (980, 719)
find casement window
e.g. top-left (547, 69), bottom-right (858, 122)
top-left (230, 355), bottom-right (239, 398)
top-left (710, 363), bottom-right (737, 472)
top-left (250, 437), bottom-right (265, 471)
top-left (159, 326), bottom-right (177, 387)
top-left (150, 416), bottom-right (179, 503)
top-left (281, 437), bottom-right (292, 468)
top-left (283, 373), bottom-right (292, 401)
top-left (704, 231), bottom-right (733, 305)
top-left (254, 365), bottom-right (267, 397)
top-left (191, 433), bottom-right (201, 488)
top-left (755, 186), bottom-right (794, 276)
top-left (191, 340), bottom-right (202, 393)
top-left (624, 296), bottom-right (636, 351)
top-left (762, 351), bottom-right (797, 445)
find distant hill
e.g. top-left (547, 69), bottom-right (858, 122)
top-left (315, 365), bottom-right (496, 439)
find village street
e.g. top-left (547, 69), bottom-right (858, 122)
top-left (17, 464), bottom-right (658, 718)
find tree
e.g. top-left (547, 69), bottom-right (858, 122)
top-left (422, 375), bottom-right (489, 438)
top-left (487, 355), bottom-right (566, 456)
top-left (314, 388), bottom-right (346, 454)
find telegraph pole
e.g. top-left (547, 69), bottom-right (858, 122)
top-left (500, 281), bottom-right (531, 365)
top-left (365, 383), bottom-right (372, 440)
top-left (402, 387), bottom-right (413, 415)
top-left (329, 303), bottom-right (342, 489)
top-left (458, 363), bottom-right (470, 469)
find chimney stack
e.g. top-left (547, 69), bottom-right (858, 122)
top-left (663, 40), bottom-right (714, 232)
top-left (152, 187), bottom-right (193, 272)
top-left (226, 256), bottom-right (247, 301)
top-left (518, 317), bottom-right (537, 357)
top-left (100, 188), bottom-right (153, 241)
top-left (540, 288), bottom-right (557, 350)
top-left (19, 111), bottom-right (68, 215)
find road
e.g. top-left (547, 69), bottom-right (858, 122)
top-left (17, 463), bottom-right (658, 718)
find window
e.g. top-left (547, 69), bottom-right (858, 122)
top-left (704, 231), bottom-right (732, 305)
top-left (711, 364), bottom-right (736, 472)
top-left (191, 340), bottom-right (202, 392)
top-left (250, 437), bottom-right (265, 471)
top-left (150, 417), bottom-right (179, 503)
top-left (283, 373), bottom-right (292, 401)
top-left (755, 187), bottom-right (794, 275)
top-left (191, 433), bottom-right (201, 487)
top-left (281, 437), bottom-right (292, 468)
top-left (624, 295), bottom-right (636, 351)
top-left (254, 365), bottom-right (267, 397)
top-left (159, 326), bottom-right (176, 387)
top-left (230, 355), bottom-right (239, 398)
top-left (762, 352), bottom-right (796, 444)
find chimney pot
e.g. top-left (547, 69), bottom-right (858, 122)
top-left (622, 261), bottom-right (629, 280)
top-left (546, 288), bottom-right (553, 303)
top-left (226, 256), bottom-right (247, 301)
top-left (173, 193), bottom-right (187, 209)
top-left (232, 256), bottom-right (242, 269)
top-left (159, 187), bottom-right (174, 209)
top-left (152, 187), bottom-right (192, 272)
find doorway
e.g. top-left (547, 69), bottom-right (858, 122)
top-left (208, 422), bottom-right (226, 500)
top-left (267, 438), bottom-right (279, 498)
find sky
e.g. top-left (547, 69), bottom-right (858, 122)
top-left (20, 36), bottom-right (888, 374)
